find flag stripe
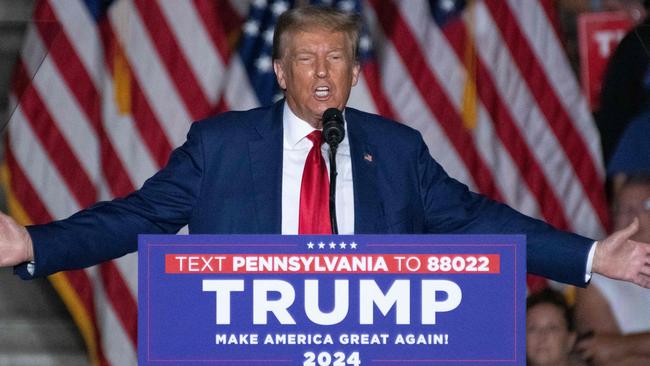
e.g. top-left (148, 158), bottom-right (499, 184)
top-left (47, 0), bottom-right (103, 87)
top-left (157, 0), bottom-right (227, 105)
top-left (114, 253), bottom-right (138, 299)
top-left (39, 0), bottom-right (134, 198)
top-left (6, 150), bottom-right (108, 366)
top-left (440, 17), bottom-right (570, 230)
top-left (12, 6), bottom-right (137, 363)
top-left (96, 21), bottom-right (161, 186)
top-left (378, 42), bottom-right (475, 187)
top-left (63, 270), bottom-right (111, 366)
top-left (360, 61), bottom-right (397, 120)
top-left (88, 267), bottom-right (137, 366)
top-left (99, 262), bottom-right (138, 347)
top-left (17, 70), bottom-right (96, 208)
top-left (5, 149), bottom-right (51, 224)
top-left (538, 0), bottom-right (562, 40)
top-left (6, 124), bottom-right (108, 366)
top-left (8, 111), bottom-right (118, 366)
top-left (48, 272), bottom-right (107, 366)
top-left (507, 0), bottom-right (603, 171)
top-left (194, 0), bottom-right (241, 62)
top-left (25, 47), bottom-right (101, 191)
top-left (9, 105), bottom-right (89, 216)
top-left (133, 0), bottom-right (212, 121)
top-left (362, 4), bottom-right (474, 187)
top-left (223, 55), bottom-right (261, 110)
top-left (370, 0), bottom-right (503, 201)
top-left (470, 1), bottom-right (603, 236)
top-left (99, 22), bottom-right (174, 168)
top-left (483, 0), bottom-right (608, 227)
top-left (12, 98), bottom-right (137, 364)
top-left (109, 0), bottom-right (190, 149)
top-left (393, 1), bottom-right (537, 210)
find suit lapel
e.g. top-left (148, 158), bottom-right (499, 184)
top-left (347, 109), bottom-right (386, 233)
top-left (248, 102), bottom-right (284, 233)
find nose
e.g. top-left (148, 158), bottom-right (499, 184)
top-left (315, 58), bottom-right (328, 78)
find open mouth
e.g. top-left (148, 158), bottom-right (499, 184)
top-left (315, 86), bottom-right (330, 98)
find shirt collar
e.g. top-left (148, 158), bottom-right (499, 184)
top-left (283, 102), bottom-right (315, 148)
top-left (282, 102), bottom-right (349, 148)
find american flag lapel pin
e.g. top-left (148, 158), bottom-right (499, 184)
top-left (364, 153), bottom-right (373, 163)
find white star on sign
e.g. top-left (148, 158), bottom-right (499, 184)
top-left (339, 242), bottom-right (347, 249)
top-left (318, 242), bottom-right (326, 249)
top-left (307, 242), bottom-right (315, 249)
top-left (350, 242), bottom-right (358, 249)
top-left (329, 242), bottom-right (337, 249)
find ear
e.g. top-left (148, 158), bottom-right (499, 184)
top-left (351, 62), bottom-right (360, 87)
top-left (274, 60), bottom-right (287, 90)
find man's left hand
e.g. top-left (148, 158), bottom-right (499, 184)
top-left (592, 218), bottom-right (650, 288)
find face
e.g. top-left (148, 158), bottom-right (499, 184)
top-left (526, 303), bottom-right (576, 366)
top-left (274, 28), bottom-right (360, 128)
top-left (613, 184), bottom-right (650, 243)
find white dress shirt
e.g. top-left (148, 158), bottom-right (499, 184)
top-left (281, 104), bottom-right (355, 234)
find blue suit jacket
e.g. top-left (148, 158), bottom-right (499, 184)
top-left (19, 101), bottom-right (593, 286)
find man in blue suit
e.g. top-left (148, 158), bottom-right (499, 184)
top-left (0, 6), bottom-right (649, 288)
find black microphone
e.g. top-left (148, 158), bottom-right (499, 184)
top-left (322, 108), bottom-right (345, 149)
top-left (322, 108), bottom-right (344, 234)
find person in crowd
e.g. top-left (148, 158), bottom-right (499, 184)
top-left (607, 110), bottom-right (650, 188)
top-left (575, 174), bottom-right (650, 366)
top-left (596, 0), bottom-right (650, 163)
top-left (0, 6), bottom-right (649, 291)
top-left (527, 288), bottom-right (585, 366)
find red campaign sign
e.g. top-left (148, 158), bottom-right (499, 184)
top-left (578, 11), bottom-right (635, 111)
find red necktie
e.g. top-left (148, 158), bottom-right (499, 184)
top-left (299, 131), bottom-right (332, 234)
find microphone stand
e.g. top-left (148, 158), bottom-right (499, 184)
top-left (322, 107), bottom-right (344, 235)
top-left (328, 146), bottom-right (339, 234)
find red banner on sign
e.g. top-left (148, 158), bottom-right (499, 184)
top-left (164, 254), bottom-right (501, 274)
top-left (578, 11), bottom-right (635, 110)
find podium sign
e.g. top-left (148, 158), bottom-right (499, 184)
top-left (139, 235), bottom-right (526, 365)
top-left (578, 11), bottom-right (635, 111)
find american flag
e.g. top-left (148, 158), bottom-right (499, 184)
top-left (3, 0), bottom-right (607, 364)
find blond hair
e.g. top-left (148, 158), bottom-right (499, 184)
top-left (272, 5), bottom-right (362, 60)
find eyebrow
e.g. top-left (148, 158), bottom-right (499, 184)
top-left (293, 47), bottom-right (347, 54)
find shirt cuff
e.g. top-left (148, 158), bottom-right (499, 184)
top-left (585, 241), bottom-right (597, 283)
top-left (27, 261), bottom-right (35, 276)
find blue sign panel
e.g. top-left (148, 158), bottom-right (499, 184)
top-left (138, 235), bottom-right (526, 365)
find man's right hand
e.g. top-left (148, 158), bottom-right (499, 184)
top-left (0, 212), bottom-right (33, 267)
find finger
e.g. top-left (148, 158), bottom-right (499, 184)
top-left (641, 266), bottom-right (650, 277)
top-left (615, 217), bottom-right (639, 241)
top-left (635, 273), bottom-right (650, 289)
